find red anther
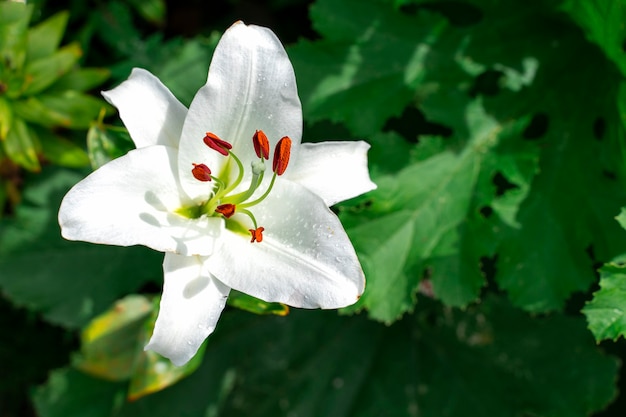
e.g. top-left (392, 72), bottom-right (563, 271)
top-left (253, 130), bottom-right (270, 160)
top-left (215, 203), bottom-right (236, 218)
top-left (203, 132), bottom-right (232, 156)
top-left (191, 163), bottom-right (212, 182)
top-left (249, 227), bottom-right (265, 243)
top-left (272, 136), bottom-right (292, 176)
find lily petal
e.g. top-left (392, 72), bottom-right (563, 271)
top-left (59, 146), bottom-right (223, 256)
top-left (145, 253), bottom-right (231, 366)
top-left (287, 141), bottom-right (377, 206)
top-left (177, 21), bottom-right (302, 201)
top-left (102, 68), bottom-right (187, 149)
top-left (207, 181), bottom-right (365, 309)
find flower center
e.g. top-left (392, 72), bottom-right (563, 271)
top-left (176, 130), bottom-right (292, 243)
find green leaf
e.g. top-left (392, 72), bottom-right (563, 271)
top-left (38, 129), bottom-right (90, 168)
top-left (34, 298), bottom-right (619, 417)
top-left (341, 100), bottom-right (530, 321)
top-left (561, 0), bottom-right (626, 77)
top-left (26, 11), bottom-right (69, 62)
top-left (411, 0), bottom-right (626, 312)
top-left (86, 124), bottom-right (134, 169)
top-left (288, 0), bottom-right (448, 136)
top-left (0, 166), bottom-right (162, 328)
top-left (47, 68), bottom-right (110, 93)
top-left (0, 1), bottom-right (32, 71)
top-left (32, 368), bottom-right (127, 417)
top-left (22, 43), bottom-right (83, 96)
top-left (2, 116), bottom-right (40, 172)
top-left (14, 91), bottom-right (107, 129)
top-left (127, 0), bottom-right (166, 26)
top-left (227, 290), bottom-right (290, 316)
top-left (583, 253), bottom-right (626, 341)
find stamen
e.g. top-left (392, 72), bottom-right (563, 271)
top-left (253, 130), bottom-right (270, 160)
top-left (191, 163), bottom-right (212, 182)
top-left (272, 136), bottom-right (292, 175)
top-left (249, 227), bottom-right (265, 243)
top-left (203, 132), bottom-right (232, 156)
top-left (215, 203), bottom-right (236, 218)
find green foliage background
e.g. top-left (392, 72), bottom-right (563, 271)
top-left (2, 0), bottom-right (626, 415)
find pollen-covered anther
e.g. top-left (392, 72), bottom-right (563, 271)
top-left (191, 163), bottom-right (212, 182)
top-left (215, 203), bottom-right (236, 218)
top-left (272, 136), bottom-right (292, 176)
top-left (203, 132), bottom-right (233, 156)
top-left (249, 227), bottom-right (265, 243)
top-left (253, 130), bottom-right (270, 160)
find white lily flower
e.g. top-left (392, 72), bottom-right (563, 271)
top-left (58, 21), bottom-right (376, 366)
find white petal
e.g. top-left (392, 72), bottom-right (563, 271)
top-left (102, 68), bottom-right (187, 149)
top-left (177, 21), bottom-right (302, 201)
top-left (145, 253), bottom-right (230, 366)
top-left (207, 181), bottom-right (365, 309)
top-left (58, 146), bottom-right (223, 256)
top-left (287, 141), bottom-right (377, 206)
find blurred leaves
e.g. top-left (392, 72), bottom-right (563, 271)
top-left (0, 3), bottom-right (109, 174)
top-left (34, 298), bottom-right (618, 417)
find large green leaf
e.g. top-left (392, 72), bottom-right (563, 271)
top-left (0, 167), bottom-right (162, 328)
top-left (288, 0), bottom-right (448, 136)
top-left (34, 298), bottom-right (618, 417)
top-left (561, 0), bottom-right (626, 77)
top-left (340, 100), bottom-right (534, 322)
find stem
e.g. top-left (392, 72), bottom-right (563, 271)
top-left (239, 172), bottom-right (277, 209)
top-left (237, 208), bottom-right (258, 229)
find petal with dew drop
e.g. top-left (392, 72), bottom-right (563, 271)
top-left (177, 22), bottom-right (302, 202)
top-left (145, 253), bottom-right (231, 366)
top-left (207, 180), bottom-right (365, 309)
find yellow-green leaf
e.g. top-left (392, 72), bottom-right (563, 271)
top-left (74, 295), bottom-right (153, 381)
top-left (227, 290), bottom-right (290, 316)
top-left (0, 97), bottom-right (13, 140)
top-left (2, 117), bottom-right (39, 171)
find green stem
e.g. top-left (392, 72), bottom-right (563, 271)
top-left (239, 172), bottom-right (277, 209)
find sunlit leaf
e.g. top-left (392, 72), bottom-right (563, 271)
top-left (583, 253), bottom-right (626, 341)
top-left (227, 291), bottom-right (289, 316)
top-left (75, 295), bottom-right (153, 381)
top-left (2, 116), bottom-right (39, 172)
